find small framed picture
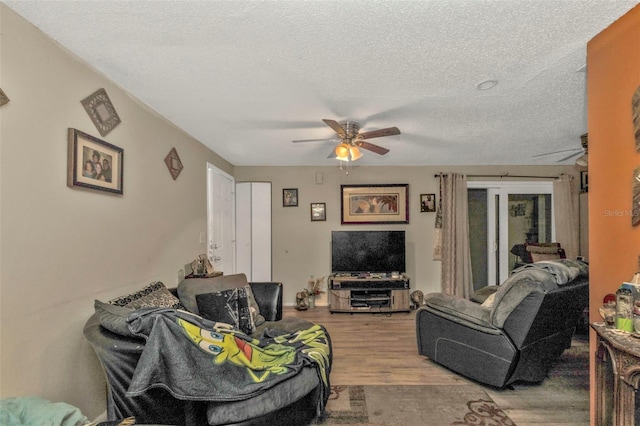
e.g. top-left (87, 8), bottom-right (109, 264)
top-left (311, 203), bottom-right (326, 221)
top-left (283, 188), bottom-right (298, 207)
top-left (67, 128), bottom-right (123, 195)
top-left (420, 194), bottom-right (436, 212)
top-left (580, 171), bottom-right (588, 192)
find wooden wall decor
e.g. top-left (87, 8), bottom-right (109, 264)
top-left (81, 88), bottom-right (121, 136)
top-left (164, 147), bottom-right (183, 180)
top-left (0, 88), bottom-right (10, 106)
top-left (633, 166), bottom-right (640, 227)
top-left (633, 85), bottom-right (640, 152)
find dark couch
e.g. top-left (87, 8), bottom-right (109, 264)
top-left (84, 274), bottom-right (331, 425)
top-left (415, 259), bottom-right (588, 388)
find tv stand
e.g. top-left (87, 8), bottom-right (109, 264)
top-left (328, 274), bottom-right (410, 313)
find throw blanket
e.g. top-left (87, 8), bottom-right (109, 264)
top-left (511, 259), bottom-right (588, 285)
top-left (125, 308), bottom-right (331, 407)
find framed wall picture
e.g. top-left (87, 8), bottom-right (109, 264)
top-left (420, 193), bottom-right (436, 212)
top-left (311, 203), bottom-right (326, 221)
top-left (340, 184), bottom-right (409, 224)
top-left (580, 171), bottom-right (588, 192)
top-left (67, 128), bottom-right (123, 195)
top-left (283, 188), bottom-right (298, 207)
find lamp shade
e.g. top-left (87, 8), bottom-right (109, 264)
top-left (575, 153), bottom-right (588, 167)
top-left (349, 146), bottom-right (363, 161)
top-left (335, 143), bottom-right (351, 161)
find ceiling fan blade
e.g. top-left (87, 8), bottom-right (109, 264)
top-left (292, 138), bottom-right (332, 143)
top-left (358, 141), bottom-right (390, 155)
top-left (532, 148), bottom-right (582, 158)
top-left (358, 127), bottom-right (401, 139)
top-left (322, 119), bottom-right (346, 137)
top-left (557, 150), bottom-right (584, 162)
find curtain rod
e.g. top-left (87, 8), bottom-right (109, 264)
top-left (434, 173), bottom-right (561, 179)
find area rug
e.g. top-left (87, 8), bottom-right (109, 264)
top-left (314, 385), bottom-right (515, 425)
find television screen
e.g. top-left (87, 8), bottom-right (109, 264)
top-left (331, 230), bottom-right (406, 273)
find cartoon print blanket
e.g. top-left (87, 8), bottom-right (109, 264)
top-left (125, 308), bottom-right (331, 407)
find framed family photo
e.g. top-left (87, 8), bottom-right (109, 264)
top-left (311, 203), bottom-right (326, 221)
top-left (67, 128), bottom-right (124, 195)
top-left (283, 188), bottom-right (298, 207)
top-left (420, 194), bottom-right (436, 212)
top-left (340, 184), bottom-right (409, 224)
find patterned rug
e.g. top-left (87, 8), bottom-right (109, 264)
top-left (314, 384), bottom-right (515, 425)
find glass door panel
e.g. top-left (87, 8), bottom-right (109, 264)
top-left (507, 193), bottom-right (552, 271)
top-left (468, 182), bottom-right (554, 286)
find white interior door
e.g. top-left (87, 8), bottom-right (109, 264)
top-left (207, 163), bottom-right (235, 274)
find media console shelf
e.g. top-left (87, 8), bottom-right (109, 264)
top-left (328, 274), bottom-right (410, 313)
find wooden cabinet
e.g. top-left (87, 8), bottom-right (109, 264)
top-left (328, 275), bottom-right (410, 313)
top-left (592, 323), bottom-right (640, 425)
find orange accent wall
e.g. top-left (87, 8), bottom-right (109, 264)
top-left (587, 5), bottom-right (640, 423)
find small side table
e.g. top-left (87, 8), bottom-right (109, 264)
top-left (591, 322), bottom-right (640, 425)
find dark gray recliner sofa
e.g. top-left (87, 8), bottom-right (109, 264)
top-left (416, 259), bottom-right (588, 388)
top-left (84, 274), bottom-right (331, 425)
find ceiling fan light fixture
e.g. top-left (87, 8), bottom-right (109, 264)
top-left (349, 146), bottom-right (363, 161)
top-left (335, 143), bottom-right (350, 160)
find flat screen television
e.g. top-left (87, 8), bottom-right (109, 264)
top-left (331, 230), bottom-right (406, 274)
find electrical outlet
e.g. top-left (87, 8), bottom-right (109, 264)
top-left (178, 269), bottom-right (185, 282)
top-left (199, 232), bottom-right (206, 244)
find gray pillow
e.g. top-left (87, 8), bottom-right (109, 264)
top-left (178, 274), bottom-right (263, 326)
top-left (94, 299), bottom-right (135, 337)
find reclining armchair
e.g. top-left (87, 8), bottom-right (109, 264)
top-left (416, 259), bottom-right (588, 388)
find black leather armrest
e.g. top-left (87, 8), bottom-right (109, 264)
top-left (249, 282), bottom-right (283, 321)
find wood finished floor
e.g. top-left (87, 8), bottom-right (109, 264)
top-left (284, 305), bottom-right (590, 426)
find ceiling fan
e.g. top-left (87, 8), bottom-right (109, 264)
top-left (532, 133), bottom-right (588, 166)
top-left (293, 119), bottom-right (401, 161)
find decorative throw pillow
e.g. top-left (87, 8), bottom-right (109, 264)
top-left (244, 284), bottom-right (265, 326)
top-left (109, 281), bottom-right (184, 310)
top-left (94, 300), bottom-right (135, 337)
top-left (177, 274), bottom-right (262, 323)
top-left (195, 287), bottom-right (256, 334)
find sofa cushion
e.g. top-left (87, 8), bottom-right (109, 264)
top-left (195, 287), bottom-right (256, 334)
top-left (470, 285), bottom-right (499, 304)
top-left (94, 299), bottom-right (135, 336)
top-left (109, 281), bottom-right (184, 310)
top-left (178, 274), bottom-right (264, 325)
top-left (424, 293), bottom-right (493, 329)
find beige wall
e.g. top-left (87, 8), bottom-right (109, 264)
top-left (0, 5), bottom-right (231, 417)
top-left (234, 165), bottom-right (582, 306)
top-left (0, 3), bottom-right (587, 420)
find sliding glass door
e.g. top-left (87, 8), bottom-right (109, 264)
top-left (468, 182), bottom-right (554, 286)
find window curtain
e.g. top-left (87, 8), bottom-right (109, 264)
top-left (439, 173), bottom-right (473, 298)
top-left (553, 174), bottom-right (579, 260)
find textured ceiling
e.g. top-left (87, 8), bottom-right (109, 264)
top-left (4, 0), bottom-right (638, 166)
